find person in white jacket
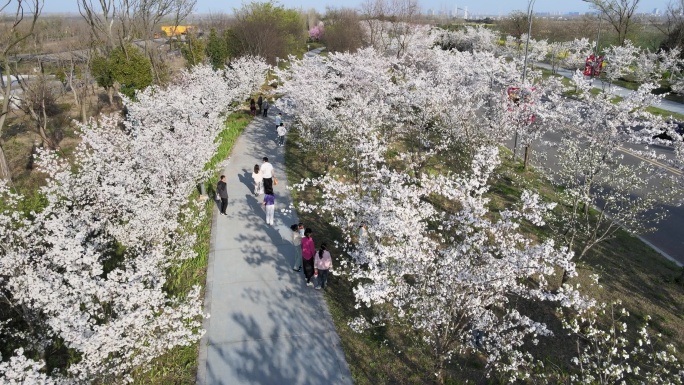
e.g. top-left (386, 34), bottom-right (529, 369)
top-left (252, 164), bottom-right (263, 196)
top-left (277, 123), bottom-right (287, 146)
top-left (314, 242), bottom-right (333, 290)
top-left (291, 223), bottom-right (304, 271)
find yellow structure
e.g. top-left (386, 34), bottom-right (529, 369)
top-left (161, 25), bottom-right (193, 37)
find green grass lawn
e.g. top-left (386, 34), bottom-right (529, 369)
top-left (284, 130), bottom-right (684, 384)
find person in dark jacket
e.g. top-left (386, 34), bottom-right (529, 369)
top-left (262, 99), bottom-right (270, 117)
top-left (250, 99), bottom-right (256, 116)
top-left (217, 175), bottom-right (228, 215)
top-left (257, 95), bottom-right (263, 114)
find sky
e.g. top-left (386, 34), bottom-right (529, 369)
top-left (40, 0), bottom-right (673, 16)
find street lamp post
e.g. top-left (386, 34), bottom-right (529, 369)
top-left (513, 0), bottom-right (536, 161)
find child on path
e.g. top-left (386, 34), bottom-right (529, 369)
top-left (253, 164), bottom-right (263, 196)
top-left (250, 99), bottom-right (256, 116)
top-left (301, 228), bottom-right (316, 286)
top-left (263, 188), bottom-right (275, 226)
top-left (314, 242), bottom-right (333, 290)
top-left (291, 223), bottom-right (304, 271)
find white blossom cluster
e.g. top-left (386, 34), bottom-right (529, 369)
top-left (0, 58), bottom-right (269, 383)
top-left (563, 302), bottom-right (684, 384)
top-left (277, 39), bottom-right (593, 381)
top-left (276, 28), bottom-right (684, 383)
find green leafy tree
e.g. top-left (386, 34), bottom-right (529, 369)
top-left (90, 45), bottom-right (153, 102)
top-left (110, 45), bottom-right (153, 99)
top-left (181, 36), bottom-right (206, 68)
top-left (90, 54), bottom-right (116, 105)
top-left (223, 28), bottom-right (243, 61)
top-left (205, 28), bottom-right (228, 69)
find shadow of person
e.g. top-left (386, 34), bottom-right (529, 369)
top-left (238, 169), bottom-right (254, 192)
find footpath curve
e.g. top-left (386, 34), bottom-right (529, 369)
top-left (197, 107), bottom-right (353, 385)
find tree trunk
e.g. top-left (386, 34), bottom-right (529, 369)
top-left (561, 268), bottom-right (570, 284)
top-left (81, 100), bottom-right (88, 124)
top-left (523, 144), bottom-right (531, 170)
top-left (107, 87), bottom-right (114, 105)
top-left (0, 144), bottom-right (11, 181)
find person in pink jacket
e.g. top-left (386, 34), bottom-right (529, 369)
top-left (301, 228), bottom-right (316, 286)
top-left (314, 242), bottom-right (332, 290)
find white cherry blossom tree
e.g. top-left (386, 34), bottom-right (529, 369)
top-left (542, 74), bottom-right (681, 266)
top-left (0, 58), bottom-right (268, 382)
top-left (563, 302), bottom-right (684, 384)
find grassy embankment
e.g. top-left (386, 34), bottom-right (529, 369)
top-left (284, 129), bottom-right (684, 384)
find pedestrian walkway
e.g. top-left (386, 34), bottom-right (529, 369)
top-left (197, 108), bottom-right (353, 385)
top-left (534, 62), bottom-right (684, 116)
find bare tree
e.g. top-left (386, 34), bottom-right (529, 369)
top-left (59, 48), bottom-right (92, 124)
top-left (359, 0), bottom-right (421, 58)
top-left (359, 0), bottom-right (387, 49)
top-left (584, 0), bottom-right (641, 46)
top-left (497, 10), bottom-right (545, 40)
top-left (0, 0), bottom-right (43, 181)
top-left (17, 69), bottom-right (64, 149)
top-left (323, 7), bottom-right (366, 53)
top-left (134, 0), bottom-right (196, 83)
top-left (657, 0), bottom-right (684, 51)
top-left (230, 2), bottom-right (306, 65)
top-left (78, 0), bottom-right (121, 52)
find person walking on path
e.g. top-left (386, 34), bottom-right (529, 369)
top-left (277, 123), bottom-right (287, 146)
top-left (274, 113), bottom-right (282, 140)
top-left (250, 98), bottom-right (256, 116)
top-left (291, 223), bottom-right (304, 271)
top-left (314, 242), bottom-right (333, 290)
top-left (263, 188), bottom-right (275, 226)
top-left (301, 228), bottom-right (316, 286)
top-left (262, 99), bottom-right (270, 117)
top-left (261, 157), bottom-right (275, 193)
top-left (257, 95), bottom-right (263, 115)
top-left (252, 164), bottom-right (263, 196)
top-left (217, 175), bottom-right (228, 215)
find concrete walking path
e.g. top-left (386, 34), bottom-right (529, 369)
top-left (197, 108), bottom-right (354, 385)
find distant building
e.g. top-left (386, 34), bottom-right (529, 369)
top-left (653, 8), bottom-right (660, 15)
top-left (160, 25), bottom-right (194, 37)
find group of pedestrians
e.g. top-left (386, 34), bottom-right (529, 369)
top-left (250, 95), bottom-right (271, 117)
top-left (246, 106), bottom-right (331, 289)
top-left (291, 224), bottom-right (332, 290)
top-left (253, 157), bottom-right (276, 226)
